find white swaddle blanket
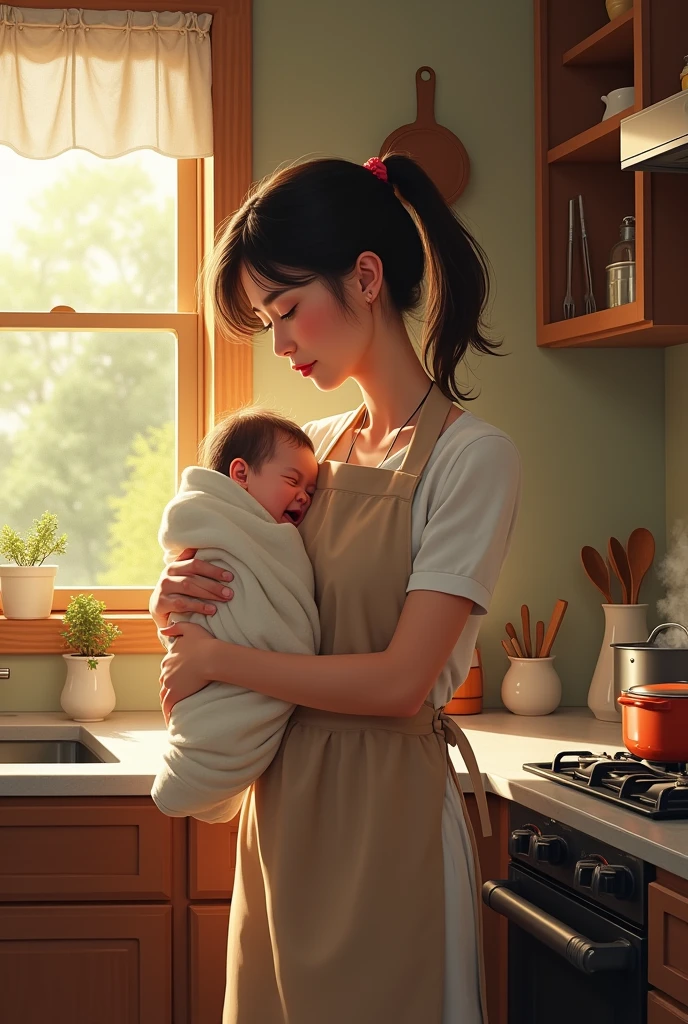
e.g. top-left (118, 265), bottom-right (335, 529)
top-left (151, 466), bottom-right (320, 824)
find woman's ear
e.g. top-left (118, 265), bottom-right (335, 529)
top-left (229, 458), bottom-right (250, 488)
top-left (356, 250), bottom-right (384, 304)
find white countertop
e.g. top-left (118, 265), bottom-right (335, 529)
top-left (0, 707), bottom-right (686, 878)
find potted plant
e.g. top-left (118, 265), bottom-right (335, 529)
top-left (0, 511), bottom-right (67, 619)
top-left (60, 593), bottom-right (122, 721)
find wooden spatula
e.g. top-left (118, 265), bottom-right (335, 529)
top-left (627, 527), bottom-right (655, 605)
top-left (581, 546), bottom-right (612, 603)
top-left (535, 620), bottom-right (545, 657)
top-left (521, 604), bottom-right (532, 658)
top-left (505, 623), bottom-right (524, 658)
top-left (608, 537), bottom-right (632, 604)
top-left (540, 599), bottom-right (568, 658)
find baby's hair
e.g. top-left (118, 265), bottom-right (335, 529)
top-left (198, 406), bottom-right (315, 476)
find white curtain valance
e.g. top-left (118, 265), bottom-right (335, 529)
top-left (0, 6), bottom-right (213, 159)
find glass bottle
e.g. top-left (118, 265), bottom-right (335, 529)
top-left (606, 215), bottom-right (636, 307)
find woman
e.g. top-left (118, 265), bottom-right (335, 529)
top-left (152, 154), bottom-right (521, 1024)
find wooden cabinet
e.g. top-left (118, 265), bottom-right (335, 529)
top-left (535, 0), bottom-right (688, 348)
top-left (649, 870), bottom-right (688, 1021)
top-left (0, 793), bottom-right (506, 1024)
top-left (0, 904), bottom-right (171, 1024)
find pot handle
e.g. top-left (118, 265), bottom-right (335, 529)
top-left (617, 694), bottom-right (672, 713)
top-left (646, 622), bottom-right (688, 644)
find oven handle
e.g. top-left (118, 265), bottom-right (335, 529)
top-left (482, 879), bottom-right (635, 974)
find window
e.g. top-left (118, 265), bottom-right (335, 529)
top-left (0, 0), bottom-right (253, 652)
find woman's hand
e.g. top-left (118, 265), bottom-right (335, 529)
top-left (149, 547), bottom-right (234, 629)
top-left (158, 621), bottom-right (218, 724)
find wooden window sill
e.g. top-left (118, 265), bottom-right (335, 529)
top-left (0, 614), bottom-right (162, 655)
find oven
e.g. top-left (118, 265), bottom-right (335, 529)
top-left (483, 803), bottom-right (650, 1024)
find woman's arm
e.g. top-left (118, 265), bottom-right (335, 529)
top-left (165, 590), bottom-right (473, 717)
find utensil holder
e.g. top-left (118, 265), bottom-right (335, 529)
top-left (587, 604), bottom-right (648, 722)
top-left (501, 657), bottom-right (562, 716)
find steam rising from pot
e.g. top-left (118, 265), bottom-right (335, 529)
top-left (656, 520), bottom-right (688, 648)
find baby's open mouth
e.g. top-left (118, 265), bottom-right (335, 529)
top-left (282, 509), bottom-right (302, 524)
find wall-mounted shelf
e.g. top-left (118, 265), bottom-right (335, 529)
top-left (535, 0), bottom-right (688, 349)
top-left (548, 109), bottom-right (631, 163)
top-left (562, 9), bottom-right (634, 67)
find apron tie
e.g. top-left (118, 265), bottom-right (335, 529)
top-left (434, 706), bottom-right (492, 839)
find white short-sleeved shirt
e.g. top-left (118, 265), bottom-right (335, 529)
top-left (303, 408), bottom-right (522, 707)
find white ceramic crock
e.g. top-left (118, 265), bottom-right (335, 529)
top-left (501, 657), bottom-right (562, 716)
top-left (601, 87), bottom-right (635, 120)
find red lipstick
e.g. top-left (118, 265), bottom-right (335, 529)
top-left (293, 361), bottom-right (316, 377)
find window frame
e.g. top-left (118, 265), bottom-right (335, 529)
top-left (0, 0), bottom-right (253, 653)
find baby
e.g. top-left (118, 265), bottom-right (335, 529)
top-left (151, 407), bottom-right (320, 824)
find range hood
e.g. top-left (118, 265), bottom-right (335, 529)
top-left (621, 90), bottom-right (688, 172)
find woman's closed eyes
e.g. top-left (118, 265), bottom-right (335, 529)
top-left (258, 304), bottom-right (298, 333)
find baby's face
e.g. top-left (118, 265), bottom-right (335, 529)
top-left (246, 439), bottom-right (318, 527)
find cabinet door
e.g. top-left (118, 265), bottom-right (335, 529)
top-left (0, 903), bottom-right (171, 1024)
top-left (188, 816), bottom-right (239, 899)
top-left (649, 879), bottom-right (688, 1006)
top-left (189, 905), bottom-right (231, 1024)
top-left (649, 991), bottom-right (688, 1023)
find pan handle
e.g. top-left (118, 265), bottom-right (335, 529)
top-left (646, 622), bottom-right (688, 644)
top-left (482, 880), bottom-right (634, 974)
top-left (617, 694), bottom-right (672, 712)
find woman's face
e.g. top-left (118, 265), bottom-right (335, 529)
top-left (240, 264), bottom-right (373, 391)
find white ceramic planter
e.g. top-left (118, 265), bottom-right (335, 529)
top-left (60, 653), bottom-right (116, 722)
top-left (501, 657), bottom-right (562, 716)
top-left (587, 604), bottom-right (648, 723)
top-left (0, 564), bottom-right (57, 618)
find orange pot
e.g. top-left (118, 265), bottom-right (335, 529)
top-left (617, 682), bottom-right (688, 762)
top-left (445, 648), bottom-right (483, 715)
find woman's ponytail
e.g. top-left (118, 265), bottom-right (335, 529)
top-left (383, 153), bottom-right (502, 402)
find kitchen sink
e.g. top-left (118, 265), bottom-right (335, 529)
top-left (0, 739), bottom-right (106, 764)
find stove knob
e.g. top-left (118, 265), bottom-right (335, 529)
top-left (532, 835), bottom-right (568, 866)
top-left (574, 857), bottom-right (602, 890)
top-left (509, 827), bottom-right (537, 857)
top-left (593, 865), bottom-right (634, 900)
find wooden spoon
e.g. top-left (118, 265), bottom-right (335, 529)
top-left (521, 604), bottom-right (532, 658)
top-left (535, 620), bottom-right (545, 657)
top-left (540, 599), bottom-right (568, 658)
top-left (608, 536), bottom-right (632, 604)
top-left (501, 639), bottom-right (514, 658)
top-left (627, 527), bottom-right (655, 604)
top-left (505, 623), bottom-right (524, 658)
top-left (581, 546), bottom-right (612, 603)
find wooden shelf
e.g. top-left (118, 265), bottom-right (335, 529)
top-left (0, 613), bottom-right (161, 655)
top-left (562, 10), bottom-right (634, 67)
top-left (539, 304), bottom-right (688, 349)
top-left (548, 108), bottom-right (632, 163)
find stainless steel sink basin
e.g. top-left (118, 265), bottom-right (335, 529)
top-left (0, 739), bottom-right (105, 764)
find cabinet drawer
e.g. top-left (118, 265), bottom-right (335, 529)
top-left (0, 797), bottom-right (172, 900)
top-left (188, 816), bottom-right (239, 900)
top-left (649, 992), bottom-right (688, 1023)
top-left (649, 880), bottom-right (688, 1007)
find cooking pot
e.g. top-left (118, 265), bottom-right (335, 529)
top-left (617, 683), bottom-right (688, 763)
top-left (612, 622), bottom-right (688, 695)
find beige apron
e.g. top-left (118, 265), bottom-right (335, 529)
top-left (223, 384), bottom-right (490, 1024)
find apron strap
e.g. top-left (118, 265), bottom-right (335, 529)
top-left (432, 705), bottom-right (492, 838)
top-left (398, 383), bottom-right (454, 479)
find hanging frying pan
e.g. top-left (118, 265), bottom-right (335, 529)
top-left (380, 66), bottom-right (470, 204)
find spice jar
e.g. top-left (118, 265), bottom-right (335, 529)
top-left (681, 54), bottom-right (688, 91)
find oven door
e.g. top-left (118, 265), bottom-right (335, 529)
top-left (484, 862), bottom-right (647, 1024)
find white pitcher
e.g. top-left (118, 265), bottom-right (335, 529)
top-left (587, 604), bottom-right (648, 721)
top-left (601, 87), bottom-right (635, 121)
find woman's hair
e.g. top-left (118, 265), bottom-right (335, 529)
top-left (204, 154), bottom-right (501, 403)
top-left (199, 406), bottom-right (314, 476)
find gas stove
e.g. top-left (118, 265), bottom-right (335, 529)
top-left (523, 749), bottom-right (688, 819)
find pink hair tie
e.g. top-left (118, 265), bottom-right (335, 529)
top-left (363, 157), bottom-right (388, 183)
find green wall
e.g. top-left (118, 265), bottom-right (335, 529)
top-left (1, 0), bottom-right (670, 713)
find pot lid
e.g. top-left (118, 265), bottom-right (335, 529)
top-left (628, 682), bottom-right (688, 698)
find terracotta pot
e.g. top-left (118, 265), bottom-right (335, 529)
top-left (617, 682), bottom-right (688, 762)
